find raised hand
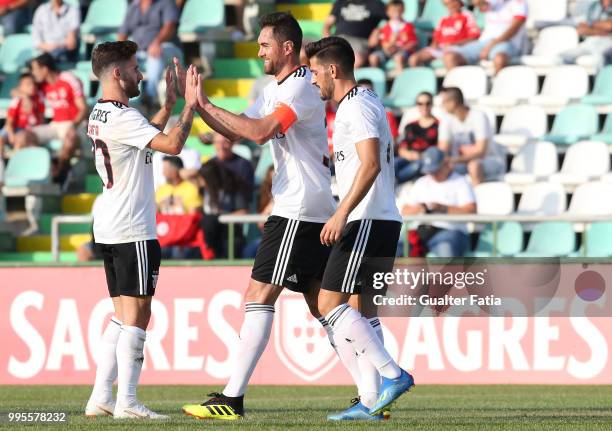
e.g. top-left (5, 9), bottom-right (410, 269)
top-left (173, 57), bottom-right (186, 97)
top-left (164, 67), bottom-right (177, 110)
top-left (184, 65), bottom-right (200, 110)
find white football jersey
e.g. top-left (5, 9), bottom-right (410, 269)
top-left (88, 100), bottom-right (161, 244)
top-left (244, 65), bottom-right (336, 223)
top-left (332, 86), bottom-right (401, 223)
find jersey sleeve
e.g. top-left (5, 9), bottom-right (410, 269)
top-left (107, 108), bottom-right (161, 150)
top-left (463, 12), bottom-right (481, 39)
top-left (509, 0), bottom-right (528, 20)
top-left (345, 99), bottom-right (381, 144)
top-left (6, 98), bottom-right (20, 122)
top-left (62, 73), bottom-right (84, 98)
top-left (243, 93), bottom-right (265, 119)
top-left (272, 78), bottom-right (313, 133)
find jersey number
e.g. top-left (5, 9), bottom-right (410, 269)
top-left (386, 143), bottom-right (391, 164)
top-left (92, 138), bottom-right (114, 189)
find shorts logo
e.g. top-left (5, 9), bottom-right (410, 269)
top-left (287, 274), bottom-right (298, 283)
top-left (274, 293), bottom-right (338, 381)
top-left (151, 271), bottom-right (159, 290)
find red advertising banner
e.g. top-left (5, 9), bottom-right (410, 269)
top-left (0, 266), bottom-right (610, 385)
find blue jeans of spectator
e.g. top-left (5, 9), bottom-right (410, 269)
top-left (50, 46), bottom-right (79, 63)
top-left (138, 43), bottom-right (184, 101)
top-left (1, 7), bottom-right (30, 36)
top-left (395, 158), bottom-right (422, 184)
top-left (427, 229), bottom-right (469, 257)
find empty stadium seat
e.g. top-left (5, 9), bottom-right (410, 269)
top-left (517, 182), bottom-right (567, 216)
top-left (567, 181), bottom-right (612, 216)
top-left (414, 0), bottom-right (446, 31)
top-left (442, 66), bottom-right (488, 103)
top-left (80, 0), bottom-right (127, 41)
top-left (232, 144), bottom-right (252, 162)
top-left (179, 0), bottom-right (225, 42)
top-left (494, 105), bottom-right (547, 152)
top-left (3, 148), bottom-right (51, 188)
top-left (515, 222), bottom-right (575, 257)
top-left (575, 222), bottom-right (612, 257)
top-left (466, 222), bottom-right (523, 257)
top-left (383, 67), bottom-right (436, 108)
top-left (541, 104), bottom-right (599, 145)
top-left (354, 67), bottom-right (386, 97)
top-left (549, 141), bottom-right (610, 186)
top-left (478, 66), bottom-right (539, 113)
top-left (591, 113), bottom-right (612, 144)
top-left (581, 66), bottom-right (612, 108)
top-left (299, 20), bottom-right (324, 40)
top-left (474, 182), bottom-right (514, 215)
top-left (520, 26), bottom-right (578, 69)
top-left (526, 0), bottom-right (568, 28)
top-left (0, 34), bottom-right (34, 74)
top-left (402, 0), bottom-right (419, 22)
top-left (504, 141), bottom-right (559, 185)
top-left (0, 72), bottom-right (20, 111)
top-left (529, 66), bottom-right (589, 112)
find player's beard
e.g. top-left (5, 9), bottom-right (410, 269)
top-left (122, 77), bottom-right (140, 99)
top-left (319, 78), bottom-right (334, 101)
top-left (263, 58), bottom-right (277, 75)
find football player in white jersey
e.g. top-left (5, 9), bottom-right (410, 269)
top-left (84, 40), bottom-right (200, 419)
top-left (180, 12), bottom-right (337, 420)
top-left (307, 37), bottom-right (414, 420)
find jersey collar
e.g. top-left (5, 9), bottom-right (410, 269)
top-left (97, 99), bottom-right (127, 108)
top-left (276, 64), bottom-right (307, 86)
top-left (338, 85), bottom-right (359, 106)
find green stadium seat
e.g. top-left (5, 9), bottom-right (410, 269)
top-left (80, 0), bottom-right (127, 39)
top-left (185, 136), bottom-right (216, 159)
top-left (233, 143), bottom-right (252, 162)
top-left (209, 97), bottom-right (249, 113)
top-left (581, 66), bottom-right (612, 106)
top-left (571, 222), bottom-right (612, 257)
top-left (354, 67), bottom-right (386, 97)
top-left (299, 20), bottom-right (324, 40)
top-left (0, 72), bottom-right (20, 110)
top-left (402, 0), bottom-right (419, 22)
top-left (415, 0), bottom-right (446, 31)
top-left (514, 222), bottom-right (576, 257)
top-left (0, 34), bottom-right (34, 74)
top-left (466, 222), bottom-right (523, 257)
top-left (3, 147), bottom-right (51, 187)
top-left (212, 59), bottom-right (264, 79)
top-left (591, 113), bottom-right (612, 144)
top-left (541, 104), bottom-right (599, 146)
top-left (383, 67), bottom-right (436, 108)
top-left (179, 0), bottom-right (225, 42)
top-left (255, 144), bottom-right (273, 185)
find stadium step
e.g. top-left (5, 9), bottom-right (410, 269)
top-left (205, 79), bottom-right (255, 98)
top-left (186, 136), bottom-right (217, 160)
top-left (38, 214), bottom-right (92, 235)
top-left (234, 41), bottom-right (259, 59)
top-left (276, 3), bottom-right (331, 20)
top-left (85, 174), bottom-right (103, 194)
top-left (210, 97), bottom-right (249, 113)
top-left (0, 251), bottom-right (79, 263)
top-left (61, 193), bottom-right (98, 214)
top-left (17, 234), bottom-right (91, 252)
top-left (212, 59), bottom-right (264, 78)
top-left (299, 20), bottom-right (324, 40)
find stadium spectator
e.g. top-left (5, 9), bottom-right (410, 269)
top-left (20, 53), bottom-right (86, 182)
top-left (401, 146), bottom-right (476, 257)
top-left (322, 0), bottom-right (387, 68)
top-left (395, 91), bottom-right (438, 184)
top-left (242, 165), bottom-right (274, 258)
top-left (409, 0), bottom-right (480, 68)
top-left (560, 0), bottom-right (612, 69)
top-left (438, 87), bottom-right (504, 185)
top-left (0, 0), bottom-right (31, 36)
top-left (32, 0), bottom-right (81, 63)
top-left (444, 0), bottom-right (528, 75)
top-left (155, 156), bottom-right (202, 215)
top-left (210, 132), bottom-right (254, 204)
top-left (118, 0), bottom-right (182, 105)
top-left (0, 73), bottom-right (45, 155)
top-left (367, 0), bottom-right (418, 75)
top-left (199, 160), bottom-right (249, 259)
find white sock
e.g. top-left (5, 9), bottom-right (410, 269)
top-left (223, 302), bottom-right (274, 397)
top-left (326, 304), bottom-right (400, 380)
top-left (116, 325), bottom-right (146, 406)
top-left (358, 318), bottom-right (384, 408)
top-left (319, 316), bottom-right (362, 391)
top-left (90, 317), bottom-right (121, 403)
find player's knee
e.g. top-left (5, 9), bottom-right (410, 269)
top-left (244, 279), bottom-right (281, 305)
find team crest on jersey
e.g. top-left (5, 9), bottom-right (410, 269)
top-left (274, 293), bottom-right (338, 381)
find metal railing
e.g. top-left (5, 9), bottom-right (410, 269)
top-left (50, 213), bottom-right (612, 262)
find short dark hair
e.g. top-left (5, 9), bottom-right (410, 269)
top-left (163, 155), bottom-right (184, 170)
top-left (417, 91), bottom-right (434, 100)
top-left (440, 87), bottom-right (464, 105)
top-left (387, 0), bottom-right (405, 7)
top-left (32, 53), bottom-right (58, 72)
top-left (259, 12), bottom-right (302, 55)
top-left (357, 78), bottom-right (374, 87)
top-left (91, 40), bottom-right (139, 78)
top-left (19, 72), bottom-right (34, 81)
top-left (305, 36), bottom-right (355, 74)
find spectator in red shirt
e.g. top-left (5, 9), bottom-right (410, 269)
top-left (19, 53), bottom-right (87, 181)
top-left (395, 91), bottom-right (438, 184)
top-left (409, 0), bottom-right (480, 68)
top-left (0, 73), bottom-right (45, 156)
top-left (368, 0), bottom-right (418, 75)
top-left (0, 0), bottom-right (31, 36)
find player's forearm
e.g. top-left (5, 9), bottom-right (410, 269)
top-left (336, 162), bottom-right (380, 217)
top-left (150, 105), bottom-right (172, 131)
top-left (200, 102), bottom-right (271, 143)
top-left (195, 104), bottom-right (240, 141)
top-left (166, 106), bottom-right (194, 154)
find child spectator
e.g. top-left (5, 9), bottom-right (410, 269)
top-left (0, 73), bottom-right (45, 156)
top-left (409, 0), bottom-right (480, 68)
top-left (368, 0), bottom-right (418, 75)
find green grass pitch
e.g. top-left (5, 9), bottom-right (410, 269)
top-left (1, 385), bottom-right (612, 430)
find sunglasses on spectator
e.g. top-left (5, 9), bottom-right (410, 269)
top-left (416, 100), bottom-right (432, 106)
